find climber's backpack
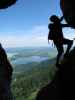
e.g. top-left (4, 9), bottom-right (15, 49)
top-left (48, 24), bottom-right (54, 41)
top-left (48, 31), bottom-right (53, 40)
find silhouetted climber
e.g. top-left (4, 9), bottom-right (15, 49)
top-left (0, 44), bottom-right (13, 100)
top-left (48, 15), bottom-right (73, 67)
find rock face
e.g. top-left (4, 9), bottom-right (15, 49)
top-left (0, 44), bottom-right (13, 99)
top-left (36, 48), bottom-right (75, 100)
top-left (60, 0), bottom-right (75, 28)
top-left (0, 0), bottom-right (17, 9)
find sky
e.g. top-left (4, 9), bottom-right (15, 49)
top-left (0, 0), bottom-right (75, 48)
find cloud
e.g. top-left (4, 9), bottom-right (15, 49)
top-left (0, 25), bottom-right (49, 47)
top-left (63, 28), bottom-right (75, 39)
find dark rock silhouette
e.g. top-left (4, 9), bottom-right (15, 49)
top-left (0, 44), bottom-right (13, 99)
top-left (36, 47), bottom-right (75, 100)
top-left (0, 0), bottom-right (17, 9)
top-left (60, 0), bottom-right (75, 28)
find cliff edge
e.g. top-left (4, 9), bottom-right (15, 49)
top-left (36, 47), bottom-right (75, 100)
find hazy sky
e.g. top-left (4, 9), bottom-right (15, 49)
top-left (0, 0), bottom-right (75, 47)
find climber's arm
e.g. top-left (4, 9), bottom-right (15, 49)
top-left (61, 24), bottom-right (74, 28)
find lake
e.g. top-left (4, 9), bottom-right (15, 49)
top-left (6, 47), bottom-right (57, 65)
top-left (11, 56), bottom-right (49, 65)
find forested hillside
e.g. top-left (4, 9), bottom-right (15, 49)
top-left (12, 59), bottom-right (56, 100)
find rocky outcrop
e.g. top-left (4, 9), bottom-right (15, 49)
top-left (36, 47), bottom-right (75, 100)
top-left (0, 0), bottom-right (17, 9)
top-left (0, 44), bottom-right (13, 99)
top-left (60, 0), bottom-right (75, 28)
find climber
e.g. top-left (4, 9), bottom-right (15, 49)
top-left (48, 15), bottom-right (73, 67)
